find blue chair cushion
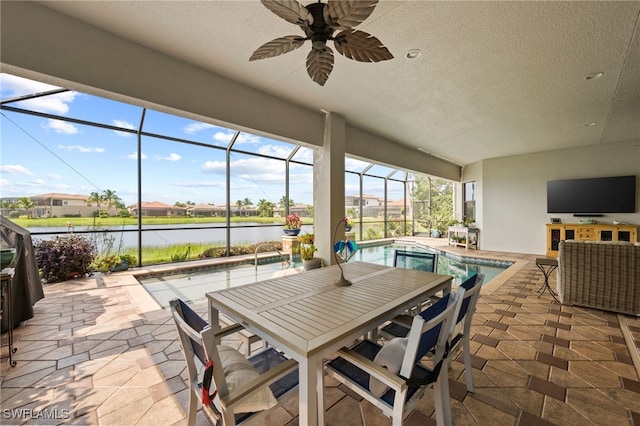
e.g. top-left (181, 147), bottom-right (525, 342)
top-left (327, 340), bottom-right (438, 407)
top-left (176, 299), bottom-right (209, 364)
top-left (456, 273), bottom-right (478, 323)
top-left (415, 293), bottom-right (450, 360)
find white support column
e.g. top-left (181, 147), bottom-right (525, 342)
top-left (314, 112), bottom-right (346, 265)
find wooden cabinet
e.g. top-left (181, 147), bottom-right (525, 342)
top-left (546, 223), bottom-right (638, 257)
top-left (447, 226), bottom-right (479, 249)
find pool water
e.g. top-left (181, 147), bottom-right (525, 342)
top-left (139, 242), bottom-right (511, 308)
top-left (351, 243), bottom-right (509, 286)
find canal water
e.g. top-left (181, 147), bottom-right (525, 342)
top-left (26, 223), bottom-right (314, 247)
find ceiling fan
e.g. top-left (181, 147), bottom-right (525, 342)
top-left (250, 0), bottom-right (393, 86)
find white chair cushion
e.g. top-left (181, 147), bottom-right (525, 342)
top-left (369, 338), bottom-right (408, 398)
top-left (218, 345), bottom-right (278, 413)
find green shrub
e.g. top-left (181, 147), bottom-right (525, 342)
top-left (119, 254), bottom-right (137, 265)
top-left (92, 254), bottom-right (120, 272)
top-left (199, 241), bottom-right (283, 259)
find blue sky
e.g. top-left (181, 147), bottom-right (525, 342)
top-left (1, 73), bottom-right (405, 207)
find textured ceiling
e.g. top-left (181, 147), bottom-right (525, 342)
top-left (37, 1), bottom-right (640, 166)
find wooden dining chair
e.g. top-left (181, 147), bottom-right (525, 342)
top-left (378, 273), bottom-right (484, 393)
top-left (170, 298), bottom-right (298, 426)
top-left (325, 288), bottom-right (463, 426)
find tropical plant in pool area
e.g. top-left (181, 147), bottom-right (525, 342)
top-left (285, 213), bottom-right (302, 229)
top-left (298, 233), bottom-right (316, 260)
top-left (34, 235), bottom-right (96, 283)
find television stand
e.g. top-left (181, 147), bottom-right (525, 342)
top-left (545, 223), bottom-right (638, 257)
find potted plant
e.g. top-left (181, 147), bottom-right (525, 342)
top-left (116, 254), bottom-right (137, 270)
top-left (344, 216), bottom-right (353, 231)
top-left (298, 233), bottom-right (321, 270)
top-left (284, 213), bottom-right (302, 236)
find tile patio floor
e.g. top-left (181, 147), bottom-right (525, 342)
top-left (2, 240), bottom-right (640, 425)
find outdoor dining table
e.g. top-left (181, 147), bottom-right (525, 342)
top-left (206, 261), bottom-right (453, 426)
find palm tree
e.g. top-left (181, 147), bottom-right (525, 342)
top-left (88, 191), bottom-right (102, 207)
top-left (88, 191), bottom-right (103, 216)
top-left (101, 189), bottom-right (121, 214)
top-left (278, 196), bottom-right (294, 208)
top-left (257, 199), bottom-right (274, 217)
top-left (16, 197), bottom-right (35, 218)
top-left (0, 200), bottom-right (12, 216)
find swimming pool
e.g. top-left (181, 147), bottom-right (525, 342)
top-left (138, 242), bottom-right (512, 308)
top-left (351, 242), bottom-right (511, 286)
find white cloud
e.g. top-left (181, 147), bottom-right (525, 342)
top-left (234, 133), bottom-right (261, 145)
top-left (57, 145), bottom-right (105, 153)
top-left (184, 122), bottom-right (215, 134)
top-left (201, 160), bottom-right (225, 173)
top-left (212, 131), bottom-right (234, 146)
top-left (346, 157), bottom-right (371, 171)
top-left (203, 157), bottom-right (285, 183)
top-left (0, 164), bottom-right (34, 175)
top-left (46, 173), bottom-right (63, 180)
top-left (174, 180), bottom-right (225, 188)
top-left (127, 152), bottom-right (147, 160)
top-left (153, 153), bottom-right (181, 161)
top-left (50, 183), bottom-right (72, 191)
top-left (0, 74), bottom-right (77, 114)
top-left (113, 119), bottom-right (136, 137)
top-left (292, 147), bottom-right (314, 163)
top-left (257, 144), bottom-right (293, 157)
top-left (0, 178), bottom-right (10, 187)
top-left (44, 119), bottom-right (78, 134)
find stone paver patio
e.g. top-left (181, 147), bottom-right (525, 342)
top-left (2, 240), bottom-right (640, 425)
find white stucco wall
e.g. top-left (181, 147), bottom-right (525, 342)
top-left (470, 140), bottom-right (640, 255)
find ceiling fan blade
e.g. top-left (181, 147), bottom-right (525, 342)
top-left (325, 0), bottom-right (378, 30)
top-left (260, 0), bottom-right (313, 26)
top-left (250, 35), bottom-right (306, 61)
top-left (334, 30), bottom-right (393, 62)
top-left (306, 46), bottom-right (334, 86)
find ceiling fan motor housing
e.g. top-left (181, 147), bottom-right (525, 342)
top-left (304, 2), bottom-right (334, 50)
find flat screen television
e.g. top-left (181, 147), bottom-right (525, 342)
top-left (547, 175), bottom-right (636, 214)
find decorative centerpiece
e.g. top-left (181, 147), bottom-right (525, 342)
top-left (332, 218), bottom-right (360, 286)
top-left (284, 213), bottom-right (302, 236)
top-left (344, 216), bottom-right (353, 231)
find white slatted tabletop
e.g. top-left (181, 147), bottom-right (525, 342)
top-left (206, 261), bottom-right (452, 426)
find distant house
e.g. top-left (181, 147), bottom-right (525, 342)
top-left (345, 194), bottom-right (384, 218)
top-left (386, 199), bottom-right (405, 218)
top-left (0, 193), bottom-right (96, 218)
top-left (345, 194), bottom-right (404, 218)
top-left (187, 203), bottom-right (217, 217)
top-left (290, 204), bottom-right (312, 218)
top-left (128, 201), bottom-right (186, 217)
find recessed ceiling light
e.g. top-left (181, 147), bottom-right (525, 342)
top-left (584, 72), bottom-right (604, 80)
top-left (584, 122), bottom-right (597, 127)
top-left (406, 49), bottom-right (421, 60)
